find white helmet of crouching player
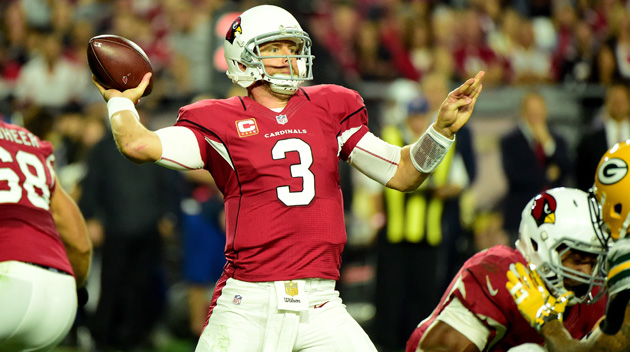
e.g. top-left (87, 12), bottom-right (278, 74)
top-left (223, 4), bottom-right (315, 95)
top-left (516, 187), bottom-right (609, 305)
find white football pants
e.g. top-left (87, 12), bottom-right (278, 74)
top-left (195, 277), bottom-right (377, 352)
top-left (0, 261), bottom-right (77, 352)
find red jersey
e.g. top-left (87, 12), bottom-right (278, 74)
top-left (0, 121), bottom-right (73, 275)
top-left (174, 85), bottom-right (369, 282)
top-left (406, 245), bottom-right (606, 352)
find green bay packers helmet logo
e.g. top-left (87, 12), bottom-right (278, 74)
top-left (598, 158), bottom-right (629, 185)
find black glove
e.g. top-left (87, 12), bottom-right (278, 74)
top-left (77, 286), bottom-right (89, 307)
top-left (601, 290), bottom-right (630, 335)
top-left (601, 238), bottom-right (630, 335)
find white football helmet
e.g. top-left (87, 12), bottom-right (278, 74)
top-left (516, 187), bottom-right (608, 305)
top-left (224, 5), bottom-right (314, 95)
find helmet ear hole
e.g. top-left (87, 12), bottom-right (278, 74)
top-left (614, 203), bottom-right (622, 216)
top-left (530, 238), bottom-right (538, 251)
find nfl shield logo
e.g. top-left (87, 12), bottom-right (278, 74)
top-left (284, 281), bottom-right (298, 296)
top-left (233, 294), bottom-right (242, 305)
top-left (276, 114), bottom-right (288, 125)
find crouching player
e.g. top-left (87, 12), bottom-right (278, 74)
top-left (507, 142), bottom-right (630, 351)
top-left (407, 187), bottom-right (607, 352)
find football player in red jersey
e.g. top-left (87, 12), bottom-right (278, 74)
top-left (406, 188), bottom-right (608, 352)
top-left (506, 142), bottom-right (630, 352)
top-left (0, 120), bottom-right (92, 351)
top-left (92, 4), bottom-right (483, 351)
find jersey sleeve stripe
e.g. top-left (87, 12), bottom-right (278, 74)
top-left (177, 118), bottom-right (220, 139)
top-left (338, 126), bottom-right (367, 160)
top-left (339, 106), bottom-right (366, 125)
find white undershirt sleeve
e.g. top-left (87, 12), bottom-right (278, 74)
top-left (431, 297), bottom-right (490, 351)
top-left (347, 132), bottom-right (401, 186)
top-left (154, 126), bottom-right (204, 170)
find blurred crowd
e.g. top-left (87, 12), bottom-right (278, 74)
top-left (2, 0), bottom-right (630, 351)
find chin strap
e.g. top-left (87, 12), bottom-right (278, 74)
top-left (267, 73), bottom-right (302, 95)
top-left (269, 81), bottom-right (299, 95)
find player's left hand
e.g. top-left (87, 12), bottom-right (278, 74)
top-left (506, 262), bottom-right (573, 331)
top-left (434, 71), bottom-right (485, 139)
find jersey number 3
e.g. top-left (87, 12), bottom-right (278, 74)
top-left (0, 145), bottom-right (53, 210)
top-left (272, 138), bottom-right (315, 206)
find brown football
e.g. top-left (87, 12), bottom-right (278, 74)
top-left (87, 34), bottom-right (153, 96)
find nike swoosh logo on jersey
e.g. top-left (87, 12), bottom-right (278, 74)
top-left (486, 275), bottom-right (499, 296)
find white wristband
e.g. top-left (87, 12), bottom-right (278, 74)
top-left (409, 125), bottom-right (454, 173)
top-left (107, 97), bottom-right (139, 121)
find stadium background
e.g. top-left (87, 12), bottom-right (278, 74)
top-left (0, 0), bottom-right (621, 350)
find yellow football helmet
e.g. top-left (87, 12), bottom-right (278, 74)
top-left (593, 141), bottom-right (630, 241)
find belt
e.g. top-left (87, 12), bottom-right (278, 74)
top-left (25, 262), bottom-right (71, 276)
